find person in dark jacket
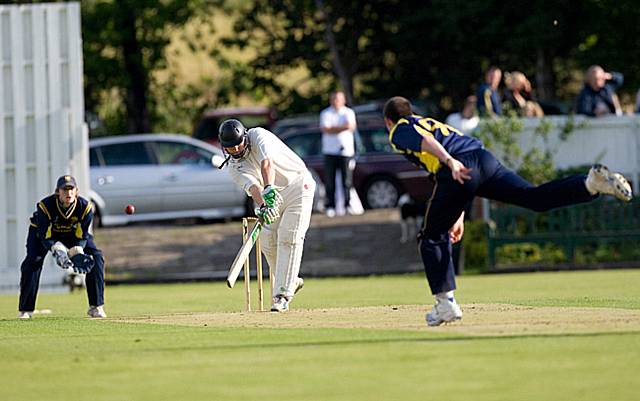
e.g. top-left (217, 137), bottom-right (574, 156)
top-left (384, 96), bottom-right (632, 327)
top-left (576, 65), bottom-right (623, 117)
top-left (18, 175), bottom-right (106, 319)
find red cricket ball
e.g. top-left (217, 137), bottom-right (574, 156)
top-left (125, 204), bottom-right (136, 215)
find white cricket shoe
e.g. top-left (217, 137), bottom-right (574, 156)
top-left (325, 208), bottom-right (336, 218)
top-left (586, 164), bottom-right (632, 202)
top-left (426, 298), bottom-right (462, 327)
top-left (270, 295), bottom-right (290, 312)
top-left (87, 305), bottom-right (107, 318)
top-left (294, 277), bottom-right (305, 294)
top-left (18, 311), bottom-right (32, 319)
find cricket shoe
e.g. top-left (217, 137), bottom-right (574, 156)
top-left (270, 295), bottom-right (290, 312)
top-left (586, 164), bottom-right (632, 202)
top-left (425, 298), bottom-right (462, 327)
top-left (294, 277), bottom-right (305, 294)
top-left (18, 311), bottom-right (32, 319)
top-left (87, 305), bottom-right (107, 318)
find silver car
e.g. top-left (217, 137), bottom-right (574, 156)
top-left (89, 134), bottom-right (248, 226)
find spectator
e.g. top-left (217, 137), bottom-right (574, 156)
top-left (576, 65), bottom-right (623, 117)
top-left (503, 71), bottom-right (544, 117)
top-left (445, 96), bottom-right (479, 134)
top-left (635, 89), bottom-right (640, 114)
top-left (476, 66), bottom-right (502, 117)
top-left (319, 90), bottom-right (357, 217)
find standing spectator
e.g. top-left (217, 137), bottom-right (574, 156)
top-left (18, 175), bottom-right (106, 319)
top-left (635, 88), bottom-right (640, 114)
top-left (319, 90), bottom-right (357, 217)
top-left (476, 66), bottom-right (502, 117)
top-left (576, 65), bottom-right (623, 117)
top-left (503, 71), bottom-right (544, 117)
top-left (445, 96), bottom-right (479, 134)
top-left (218, 119), bottom-right (314, 312)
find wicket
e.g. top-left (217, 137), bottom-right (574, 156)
top-left (241, 217), bottom-right (273, 311)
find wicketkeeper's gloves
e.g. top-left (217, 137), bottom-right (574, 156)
top-left (261, 185), bottom-right (283, 209)
top-left (67, 245), bottom-right (94, 274)
top-left (51, 242), bottom-right (74, 270)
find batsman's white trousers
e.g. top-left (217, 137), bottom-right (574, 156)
top-left (260, 173), bottom-right (316, 298)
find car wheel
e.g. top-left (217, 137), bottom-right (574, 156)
top-left (92, 204), bottom-right (103, 228)
top-left (364, 177), bottom-right (400, 209)
top-left (244, 196), bottom-right (257, 217)
top-left (308, 169), bottom-right (325, 213)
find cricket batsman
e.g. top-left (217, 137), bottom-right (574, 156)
top-left (383, 96), bottom-right (633, 326)
top-left (218, 119), bottom-right (315, 312)
top-left (18, 175), bottom-right (106, 319)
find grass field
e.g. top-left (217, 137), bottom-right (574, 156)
top-left (1, 270), bottom-right (639, 401)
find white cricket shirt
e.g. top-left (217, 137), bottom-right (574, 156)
top-left (227, 127), bottom-right (309, 194)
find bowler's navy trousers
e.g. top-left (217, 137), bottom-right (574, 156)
top-left (19, 227), bottom-right (105, 312)
top-left (420, 148), bottom-right (595, 295)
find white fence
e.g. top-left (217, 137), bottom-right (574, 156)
top-left (0, 2), bottom-right (86, 292)
top-left (519, 115), bottom-right (640, 190)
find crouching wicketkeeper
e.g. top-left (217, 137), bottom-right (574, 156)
top-left (18, 175), bottom-right (107, 319)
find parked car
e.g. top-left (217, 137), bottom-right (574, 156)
top-left (192, 106), bottom-right (276, 147)
top-left (278, 120), bottom-right (432, 209)
top-left (89, 134), bottom-right (249, 226)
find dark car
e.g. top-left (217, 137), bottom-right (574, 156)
top-left (278, 120), bottom-right (432, 209)
top-left (193, 106), bottom-right (277, 147)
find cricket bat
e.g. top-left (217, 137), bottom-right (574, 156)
top-left (226, 219), bottom-right (263, 288)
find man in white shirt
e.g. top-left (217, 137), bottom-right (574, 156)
top-left (319, 91), bottom-right (357, 217)
top-left (218, 119), bottom-right (316, 312)
top-left (445, 95), bottom-right (480, 135)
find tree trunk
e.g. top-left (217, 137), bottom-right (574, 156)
top-left (118, 1), bottom-right (151, 133)
top-left (314, 0), bottom-right (354, 104)
top-left (535, 48), bottom-right (555, 102)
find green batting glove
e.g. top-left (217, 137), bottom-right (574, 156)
top-left (261, 185), bottom-right (283, 209)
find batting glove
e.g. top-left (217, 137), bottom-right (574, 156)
top-left (261, 185), bottom-right (283, 209)
top-left (255, 204), bottom-right (280, 225)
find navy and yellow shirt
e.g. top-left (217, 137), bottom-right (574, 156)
top-left (29, 194), bottom-right (94, 250)
top-left (388, 115), bottom-right (483, 174)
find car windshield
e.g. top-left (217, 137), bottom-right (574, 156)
top-left (358, 127), bottom-right (392, 154)
top-left (153, 141), bottom-right (213, 165)
top-left (97, 142), bottom-right (153, 166)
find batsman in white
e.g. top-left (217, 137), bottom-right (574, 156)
top-left (218, 119), bottom-right (316, 312)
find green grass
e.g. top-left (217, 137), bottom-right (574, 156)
top-left (1, 270), bottom-right (639, 401)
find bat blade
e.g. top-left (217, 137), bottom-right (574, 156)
top-left (226, 220), bottom-right (263, 288)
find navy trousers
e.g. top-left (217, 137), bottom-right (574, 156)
top-left (420, 148), bottom-right (596, 295)
top-left (19, 228), bottom-right (105, 312)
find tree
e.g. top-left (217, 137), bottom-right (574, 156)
top-left (82, 0), bottom-right (214, 134)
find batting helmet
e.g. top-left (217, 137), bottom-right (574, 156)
top-left (219, 119), bottom-right (247, 148)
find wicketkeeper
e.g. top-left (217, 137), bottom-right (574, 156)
top-left (18, 175), bottom-right (106, 319)
top-left (219, 119), bottom-right (316, 312)
top-left (384, 96), bottom-right (633, 327)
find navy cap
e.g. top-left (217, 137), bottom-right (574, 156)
top-left (56, 175), bottom-right (77, 190)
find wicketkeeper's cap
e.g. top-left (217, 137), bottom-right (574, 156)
top-left (56, 175), bottom-right (77, 190)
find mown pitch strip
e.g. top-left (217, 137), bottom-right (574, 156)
top-left (118, 303), bottom-right (640, 337)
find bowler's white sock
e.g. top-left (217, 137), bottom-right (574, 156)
top-left (435, 291), bottom-right (455, 302)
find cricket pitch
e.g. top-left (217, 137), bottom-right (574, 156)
top-left (117, 303), bottom-right (640, 336)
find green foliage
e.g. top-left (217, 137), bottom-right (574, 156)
top-left (82, 0), bottom-right (220, 134)
top-left (473, 114), bottom-right (562, 184)
top-left (78, 0), bottom-right (640, 134)
top-left (496, 243), bottom-right (568, 266)
top-left (461, 220), bottom-right (488, 273)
